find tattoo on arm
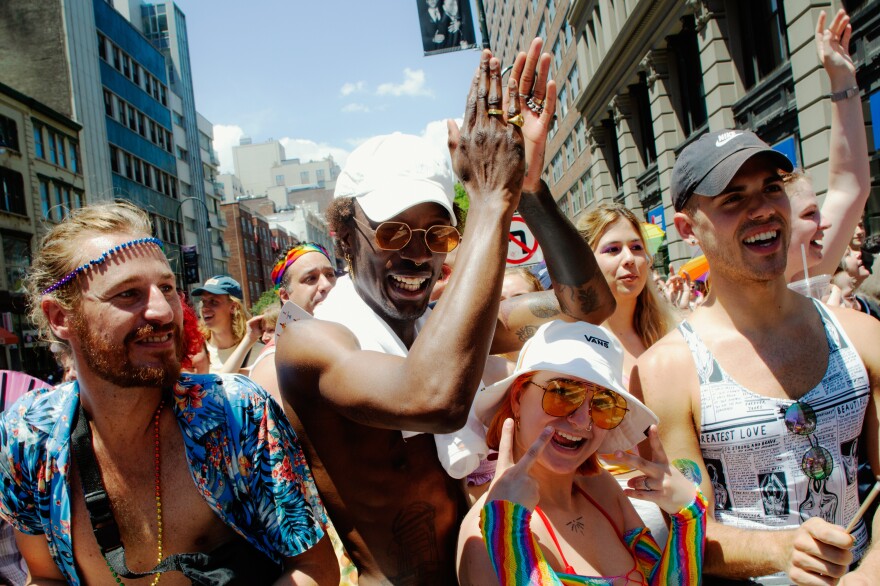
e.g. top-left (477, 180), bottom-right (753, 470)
top-left (526, 295), bottom-right (560, 319)
top-left (566, 516), bottom-right (585, 534)
top-left (672, 458), bottom-right (703, 485)
top-left (558, 284), bottom-right (600, 316)
top-left (515, 324), bottom-right (537, 342)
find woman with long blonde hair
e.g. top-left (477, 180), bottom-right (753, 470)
top-left (577, 204), bottom-right (673, 386)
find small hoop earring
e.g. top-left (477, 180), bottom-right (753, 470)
top-left (587, 419), bottom-right (594, 432)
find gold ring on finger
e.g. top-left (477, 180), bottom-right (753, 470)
top-left (508, 113), bottom-right (525, 127)
top-left (488, 109), bottom-right (504, 117)
top-left (531, 97), bottom-right (544, 106)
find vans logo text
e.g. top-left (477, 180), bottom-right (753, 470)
top-left (584, 335), bottom-right (609, 348)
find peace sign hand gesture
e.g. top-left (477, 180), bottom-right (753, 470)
top-left (608, 425), bottom-right (700, 515)
top-left (484, 419), bottom-right (553, 511)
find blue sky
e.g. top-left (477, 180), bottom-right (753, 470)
top-left (175, 0), bottom-right (486, 172)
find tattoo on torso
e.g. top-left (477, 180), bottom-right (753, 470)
top-left (566, 516), bottom-right (585, 534)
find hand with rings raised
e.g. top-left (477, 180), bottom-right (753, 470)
top-left (448, 49), bottom-right (526, 208)
top-left (502, 38), bottom-right (557, 193)
top-left (608, 425), bottom-right (700, 514)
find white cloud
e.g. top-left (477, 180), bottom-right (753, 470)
top-left (376, 68), bottom-right (433, 97)
top-left (340, 81), bottom-right (366, 96)
top-left (341, 103), bottom-right (370, 113)
top-left (279, 137), bottom-right (350, 167)
top-left (212, 124), bottom-right (245, 174)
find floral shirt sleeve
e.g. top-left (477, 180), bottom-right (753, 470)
top-left (173, 374), bottom-right (326, 561)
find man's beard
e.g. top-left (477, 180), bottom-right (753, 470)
top-left (71, 316), bottom-right (184, 388)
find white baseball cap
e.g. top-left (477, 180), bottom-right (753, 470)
top-left (473, 320), bottom-right (658, 454)
top-left (334, 133), bottom-right (457, 226)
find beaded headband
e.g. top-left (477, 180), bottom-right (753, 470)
top-left (40, 237), bottom-right (165, 295)
top-left (271, 242), bottom-right (331, 291)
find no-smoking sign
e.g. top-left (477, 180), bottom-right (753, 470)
top-left (507, 214), bottom-right (543, 267)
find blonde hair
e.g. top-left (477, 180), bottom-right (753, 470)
top-left (260, 302), bottom-right (282, 329)
top-left (199, 296), bottom-right (251, 344)
top-left (578, 203), bottom-right (672, 348)
top-left (504, 267), bottom-right (543, 294)
top-left (28, 201), bottom-right (154, 342)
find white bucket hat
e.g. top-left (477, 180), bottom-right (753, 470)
top-left (334, 133), bottom-right (457, 226)
top-left (473, 320), bottom-right (658, 454)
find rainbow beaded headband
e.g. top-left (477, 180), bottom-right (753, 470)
top-left (271, 243), bottom-right (331, 291)
top-left (40, 237), bottom-right (164, 295)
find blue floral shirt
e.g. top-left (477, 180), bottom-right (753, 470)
top-left (0, 374), bottom-right (325, 585)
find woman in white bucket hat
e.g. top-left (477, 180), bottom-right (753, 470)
top-left (457, 320), bottom-right (706, 585)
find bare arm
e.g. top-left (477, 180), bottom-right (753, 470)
top-left (219, 316), bottom-right (262, 374)
top-left (811, 9), bottom-right (870, 277)
top-left (279, 51), bottom-right (524, 434)
top-left (14, 530), bottom-right (66, 584)
top-left (274, 534), bottom-right (339, 586)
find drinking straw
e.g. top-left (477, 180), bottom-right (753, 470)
top-left (846, 477), bottom-right (880, 533)
top-left (801, 244), bottom-right (812, 298)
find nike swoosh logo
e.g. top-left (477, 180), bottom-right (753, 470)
top-left (715, 133), bottom-right (742, 147)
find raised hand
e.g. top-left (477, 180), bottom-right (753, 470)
top-left (244, 315), bottom-right (265, 343)
top-left (484, 418), bottom-right (553, 511)
top-left (611, 425), bottom-right (699, 514)
top-left (502, 38), bottom-right (557, 193)
top-left (816, 9), bottom-right (855, 82)
top-left (448, 50), bottom-right (526, 207)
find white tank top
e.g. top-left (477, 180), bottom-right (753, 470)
top-left (678, 300), bottom-right (870, 579)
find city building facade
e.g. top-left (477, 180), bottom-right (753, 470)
top-left (221, 200), bottom-right (277, 308)
top-left (484, 0), bottom-right (880, 269)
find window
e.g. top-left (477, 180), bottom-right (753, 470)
top-left (3, 233), bottom-right (31, 291)
top-left (736, 0), bottom-right (788, 90)
top-left (47, 129), bottom-right (57, 165)
top-left (0, 168), bottom-right (26, 215)
top-left (537, 18), bottom-right (546, 41)
top-left (564, 22), bottom-right (573, 47)
top-left (548, 0), bottom-right (556, 21)
top-left (112, 46), bottom-right (121, 71)
top-left (109, 146), bottom-right (119, 174)
top-left (0, 115), bottom-right (19, 151)
top-left (553, 39), bottom-right (563, 71)
top-left (568, 65), bottom-right (580, 98)
top-left (575, 120), bottom-right (586, 153)
top-left (33, 122), bottom-right (44, 158)
top-left (565, 137), bottom-right (574, 166)
top-left (558, 193), bottom-right (569, 217)
top-left (39, 178), bottom-right (52, 219)
top-left (123, 153), bottom-right (133, 180)
top-left (300, 171), bottom-right (309, 183)
top-left (551, 152), bottom-right (563, 183)
top-left (631, 74), bottom-right (656, 166)
top-left (103, 89), bottom-right (113, 117)
top-left (132, 63), bottom-right (140, 86)
top-left (67, 139), bottom-right (80, 174)
top-left (316, 169), bottom-right (325, 182)
top-left (55, 133), bottom-right (66, 168)
top-left (558, 85), bottom-right (568, 118)
top-left (669, 16), bottom-right (707, 136)
top-left (97, 33), bottom-right (107, 60)
top-left (582, 172), bottom-right (594, 205)
top-left (571, 184), bottom-right (582, 214)
top-left (122, 54), bottom-right (131, 78)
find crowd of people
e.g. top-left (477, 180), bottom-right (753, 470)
top-left (0, 8), bottom-right (878, 586)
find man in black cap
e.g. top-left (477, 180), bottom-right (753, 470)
top-left (634, 128), bottom-right (880, 584)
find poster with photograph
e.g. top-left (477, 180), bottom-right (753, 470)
top-left (416, 0), bottom-right (477, 56)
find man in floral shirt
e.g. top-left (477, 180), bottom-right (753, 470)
top-left (0, 201), bottom-right (336, 585)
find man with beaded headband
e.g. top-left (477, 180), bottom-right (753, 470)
top-left (0, 200), bottom-right (337, 584)
top-left (275, 40), bottom-right (617, 584)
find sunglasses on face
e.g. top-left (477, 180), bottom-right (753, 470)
top-left (353, 217), bottom-right (460, 254)
top-left (784, 401), bottom-right (833, 481)
top-left (528, 379), bottom-right (629, 429)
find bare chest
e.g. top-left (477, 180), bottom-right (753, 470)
top-left (68, 432), bottom-right (235, 585)
top-left (697, 325), bottom-right (830, 400)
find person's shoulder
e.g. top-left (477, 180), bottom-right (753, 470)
top-left (824, 303), bottom-right (880, 360)
top-left (638, 325), bottom-right (690, 372)
top-left (275, 317), bottom-right (362, 361)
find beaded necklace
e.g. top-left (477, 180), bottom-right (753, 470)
top-left (105, 400), bottom-right (164, 585)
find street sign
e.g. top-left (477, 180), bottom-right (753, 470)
top-left (506, 214), bottom-right (543, 268)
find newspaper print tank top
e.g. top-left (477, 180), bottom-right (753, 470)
top-left (678, 299), bottom-right (870, 573)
